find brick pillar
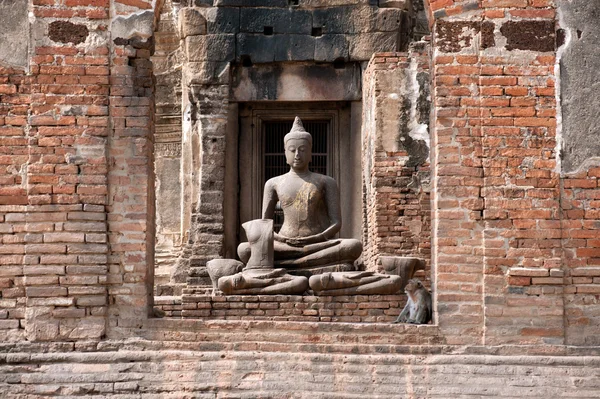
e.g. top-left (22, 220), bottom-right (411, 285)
top-left (425, 0), bottom-right (563, 344)
top-left (361, 45), bottom-right (432, 274)
top-left (426, 7), bottom-right (486, 345)
top-left (107, 36), bottom-right (156, 330)
top-left (24, 2), bottom-right (111, 341)
top-left (0, 64), bottom-right (29, 340)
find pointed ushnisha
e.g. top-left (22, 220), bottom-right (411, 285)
top-left (284, 116), bottom-right (313, 146)
top-left (291, 116), bottom-right (305, 133)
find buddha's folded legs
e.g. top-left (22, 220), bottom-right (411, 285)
top-left (309, 272), bottom-right (402, 296)
top-left (218, 271), bottom-right (308, 295)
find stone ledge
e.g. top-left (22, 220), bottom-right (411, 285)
top-left (179, 294), bottom-right (407, 323)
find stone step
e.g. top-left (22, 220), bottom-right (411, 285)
top-left (140, 318), bottom-right (445, 351)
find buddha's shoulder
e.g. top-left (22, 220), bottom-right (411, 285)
top-left (312, 172), bottom-right (337, 186)
top-left (265, 174), bottom-right (285, 187)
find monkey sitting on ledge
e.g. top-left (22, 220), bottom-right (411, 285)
top-left (393, 278), bottom-right (432, 325)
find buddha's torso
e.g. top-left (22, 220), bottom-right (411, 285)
top-left (272, 172), bottom-right (331, 238)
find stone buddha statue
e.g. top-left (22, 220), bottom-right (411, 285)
top-left (238, 117), bottom-right (362, 271)
top-left (228, 117), bottom-right (401, 296)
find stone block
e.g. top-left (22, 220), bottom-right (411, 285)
top-left (52, 308), bottom-right (86, 318)
top-left (559, 0), bottom-right (600, 173)
top-left (186, 34), bottom-right (236, 62)
top-left (312, 6), bottom-right (352, 34)
top-left (202, 7), bottom-right (240, 34)
top-left (76, 296), bottom-right (107, 307)
top-left (25, 320), bottom-right (59, 341)
top-left (240, 8), bottom-right (311, 35)
top-left (274, 35), bottom-right (315, 62)
top-left (375, 8), bottom-right (406, 32)
top-left (349, 32), bottom-right (399, 60)
top-left (236, 34), bottom-right (276, 63)
top-left (66, 318), bottom-right (105, 339)
top-left (0, 319), bottom-right (19, 329)
top-left (43, 232), bottom-right (85, 243)
top-left (25, 286), bottom-right (67, 297)
top-left (313, 6), bottom-right (380, 34)
top-left (66, 243), bottom-right (108, 254)
top-left (314, 34), bottom-right (349, 62)
top-left (27, 297), bottom-right (74, 307)
top-left (179, 8), bottom-right (207, 38)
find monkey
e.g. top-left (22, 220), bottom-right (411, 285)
top-left (393, 278), bottom-right (432, 324)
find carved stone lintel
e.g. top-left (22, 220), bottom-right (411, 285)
top-left (155, 142), bottom-right (182, 158)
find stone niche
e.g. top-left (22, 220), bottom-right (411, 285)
top-left (151, 0), bottom-right (431, 297)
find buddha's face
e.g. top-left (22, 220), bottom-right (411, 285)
top-left (285, 138), bottom-right (311, 171)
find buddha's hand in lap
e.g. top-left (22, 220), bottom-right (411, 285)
top-left (275, 233), bottom-right (326, 247)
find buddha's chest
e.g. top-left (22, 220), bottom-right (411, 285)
top-left (277, 180), bottom-right (324, 211)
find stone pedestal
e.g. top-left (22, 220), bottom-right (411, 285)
top-left (181, 290), bottom-right (406, 323)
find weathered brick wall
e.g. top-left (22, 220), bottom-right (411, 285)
top-left (1, 2), bottom-right (600, 396)
top-left (362, 45), bottom-right (431, 275)
top-left (108, 28), bottom-right (156, 331)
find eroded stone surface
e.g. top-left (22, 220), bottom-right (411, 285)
top-left (111, 10), bottom-right (155, 41)
top-left (558, 0), bottom-right (600, 172)
top-left (0, 0), bottom-right (28, 68)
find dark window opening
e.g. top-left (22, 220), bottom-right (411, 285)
top-left (264, 26), bottom-right (273, 36)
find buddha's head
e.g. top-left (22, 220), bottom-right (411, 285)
top-left (284, 117), bottom-right (312, 171)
